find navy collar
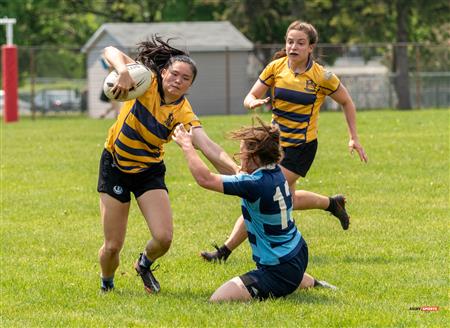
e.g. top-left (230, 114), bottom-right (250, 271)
top-left (287, 55), bottom-right (313, 75)
top-left (161, 95), bottom-right (185, 106)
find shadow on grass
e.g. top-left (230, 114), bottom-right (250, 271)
top-left (100, 287), bottom-right (211, 301)
top-left (98, 287), bottom-right (333, 306)
top-left (282, 290), bottom-right (334, 305)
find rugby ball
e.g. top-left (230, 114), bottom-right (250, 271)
top-left (103, 63), bottom-right (152, 102)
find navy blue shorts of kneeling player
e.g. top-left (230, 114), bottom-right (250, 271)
top-left (239, 238), bottom-right (308, 300)
top-left (97, 149), bottom-right (167, 203)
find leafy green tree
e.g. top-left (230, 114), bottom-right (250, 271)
top-left (320, 0), bottom-right (449, 109)
top-left (1, 0), bottom-right (447, 108)
top-left (220, 0), bottom-right (449, 109)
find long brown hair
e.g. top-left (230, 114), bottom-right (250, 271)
top-left (135, 35), bottom-right (198, 98)
top-left (272, 20), bottom-right (319, 61)
top-left (229, 117), bottom-right (281, 167)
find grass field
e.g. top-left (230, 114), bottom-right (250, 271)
top-left (1, 109), bottom-right (448, 327)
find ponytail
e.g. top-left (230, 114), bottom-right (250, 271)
top-left (135, 35), bottom-right (197, 98)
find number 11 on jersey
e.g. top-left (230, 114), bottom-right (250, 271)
top-left (273, 181), bottom-right (291, 229)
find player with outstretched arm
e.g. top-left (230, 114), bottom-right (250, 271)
top-left (173, 118), bottom-right (335, 302)
top-left (201, 20), bottom-right (368, 267)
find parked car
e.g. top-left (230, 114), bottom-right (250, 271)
top-left (34, 89), bottom-right (81, 112)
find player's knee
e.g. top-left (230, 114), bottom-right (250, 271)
top-left (155, 231), bottom-right (173, 250)
top-left (209, 293), bottom-right (220, 303)
top-left (102, 241), bottom-right (123, 256)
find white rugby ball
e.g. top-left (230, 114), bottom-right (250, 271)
top-left (103, 63), bottom-right (152, 102)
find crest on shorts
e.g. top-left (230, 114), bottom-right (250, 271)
top-left (113, 185), bottom-right (123, 195)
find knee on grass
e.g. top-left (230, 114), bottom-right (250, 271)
top-left (209, 277), bottom-right (252, 303)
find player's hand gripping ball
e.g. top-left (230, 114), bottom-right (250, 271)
top-left (103, 63), bottom-right (152, 101)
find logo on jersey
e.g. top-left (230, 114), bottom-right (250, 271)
top-left (324, 70), bottom-right (334, 80)
top-left (164, 113), bottom-right (174, 127)
top-left (113, 185), bottom-right (123, 195)
top-left (305, 79), bottom-right (317, 92)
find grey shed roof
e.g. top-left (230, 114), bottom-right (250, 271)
top-left (81, 21), bottom-right (253, 53)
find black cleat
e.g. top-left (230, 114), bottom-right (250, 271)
top-left (100, 286), bottom-right (114, 293)
top-left (330, 195), bottom-right (350, 230)
top-left (200, 243), bottom-right (231, 263)
top-left (134, 259), bottom-right (160, 294)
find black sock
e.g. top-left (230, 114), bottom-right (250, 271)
top-left (101, 276), bottom-right (114, 289)
top-left (139, 253), bottom-right (153, 269)
top-left (325, 197), bottom-right (336, 213)
top-left (220, 245), bottom-right (232, 257)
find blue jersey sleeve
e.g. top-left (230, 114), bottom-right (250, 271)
top-left (221, 173), bottom-right (262, 202)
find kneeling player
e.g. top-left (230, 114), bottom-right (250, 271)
top-left (173, 119), bottom-right (335, 301)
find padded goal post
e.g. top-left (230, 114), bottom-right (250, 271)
top-left (1, 17), bottom-right (18, 123)
top-left (2, 45), bottom-right (18, 122)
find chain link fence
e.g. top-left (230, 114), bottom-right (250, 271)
top-left (1, 43), bottom-right (449, 117)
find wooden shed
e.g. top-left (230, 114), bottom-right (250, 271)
top-left (81, 21), bottom-right (254, 118)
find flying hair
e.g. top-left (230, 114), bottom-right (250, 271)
top-left (228, 116), bottom-right (282, 166)
top-left (135, 35), bottom-right (198, 98)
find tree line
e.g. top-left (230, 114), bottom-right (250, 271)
top-left (1, 0), bottom-right (449, 109)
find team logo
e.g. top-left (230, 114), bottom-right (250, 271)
top-left (305, 79), bottom-right (317, 92)
top-left (113, 185), bottom-right (123, 195)
top-left (324, 70), bottom-right (334, 80)
top-left (164, 113), bottom-right (174, 126)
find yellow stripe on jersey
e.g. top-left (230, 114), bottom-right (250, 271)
top-left (105, 77), bottom-right (201, 173)
top-left (260, 56), bottom-right (340, 147)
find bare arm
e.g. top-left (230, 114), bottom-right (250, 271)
top-left (330, 84), bottom-right (368, 162)
top-left (243, 80), bottom-right (270, 110)
top-left (190, 127), bottom-right (239, 175)
top-left (102, 46), bottom-right (136, 99)
top-left (172, 125), bottom-right (224, 192)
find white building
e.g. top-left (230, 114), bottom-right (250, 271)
top-left (81, 21), bottom-right (253, 118)
top-left (326, 56), bottom-right (391, 110)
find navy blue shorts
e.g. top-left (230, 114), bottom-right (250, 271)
top-left (281, 139), bottom-right (318, 177)
top-left (97, 149), bottom-right (167, 203)
top-left (240, 238), bottom-right (308, 300)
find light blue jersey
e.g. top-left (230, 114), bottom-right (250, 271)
top-left (222, 165), bottom-right (302, 266)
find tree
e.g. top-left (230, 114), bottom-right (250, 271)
top-left (318, 0), bottom-right (449, 109)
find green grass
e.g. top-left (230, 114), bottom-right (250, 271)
top-left (1, 109), bottom-right (448, 327)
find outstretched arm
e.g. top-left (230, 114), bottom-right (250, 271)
top-left (172, 125), bottom-right (224, 192)
top-left (190, 127), bottom-right (239, 175)
top-left (330, 84), bottom-right (368, 162)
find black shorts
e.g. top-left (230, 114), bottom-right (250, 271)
top-left (97, 149), bottom-right (167, 203)
top-left (240, 238), bottom-right (308, 300)
top-left (280, 139), bottom-right (318, 177)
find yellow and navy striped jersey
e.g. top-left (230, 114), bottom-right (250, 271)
top-left (104, 77), bottom-right (201, 173)
top-left (259, 56), bottom-right (340, 148)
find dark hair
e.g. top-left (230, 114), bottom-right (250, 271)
top-left (272, 20), bottom-right (319, 61)
top-left (135, 35), bottom-right (198, 98)
top-left (229, 117), bottom-right (281, 166)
